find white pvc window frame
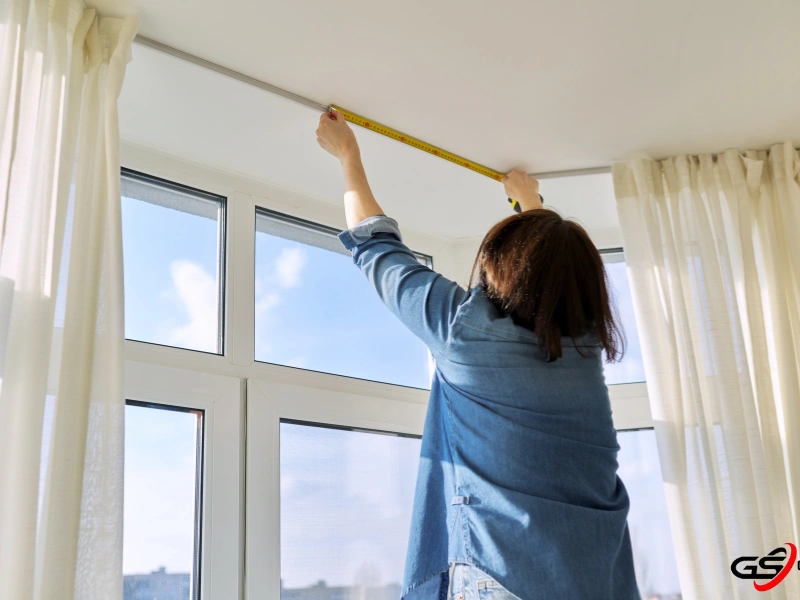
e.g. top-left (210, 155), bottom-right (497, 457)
top-left (118, 144), bottom-right (652, 600)
top-left (599, 248), bottom-right (651, 430)
top-left (124, 360), bottom-right (244, 599)
top-left (245, 378), bottom-right (427, 600)
top-left (120, 168), bottom-right (228, 355)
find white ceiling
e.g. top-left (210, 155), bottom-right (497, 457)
top-left (106, 0), bottom-right (800, 240)
top-left (118, 44), bottom-right (620, 242)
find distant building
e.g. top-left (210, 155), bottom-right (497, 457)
top-left (124, 567), bottom-right (190, 600)
top-left (281, 580), bottom-right (402, 600)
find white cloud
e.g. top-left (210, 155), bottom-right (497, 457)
top-left (274, 247), bottom-right (306, 288)
top-left (164, 260), bottom-right (218, 352)
top-left (254, 246), bottom-right (307, 320)
top-left (254, 246), bottom-right (308, 357)
top-left (255, 291), bottom-right (280, 318)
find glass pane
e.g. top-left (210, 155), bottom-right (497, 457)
top-left (617, 429), bottom-right (682, 599)
top-left (280, 421), bottom-right (421, 598)
top-left (123, 402), bottom-right (203, 600)
top-left (602, 256), bottom-right (646, 384)
top-left (255, 210), bottom-right (431, 389)
top-left (121, 170), bottom-right (225, 354)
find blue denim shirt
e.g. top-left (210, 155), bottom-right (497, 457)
top-left (339, 216), bottom-right (639, 600)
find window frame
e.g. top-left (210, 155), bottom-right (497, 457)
top-left (245, 377), bottom-right (427, 600)
top-left (124, 399), bottom-right (206, 599)
top-left (120, 167), bottom-right (228, 355)
top-left (123, 360), bottom-right (244, 600)
top-left (598, 247), bottom-right (651, 430)
top-left (256, 205), bottom-right (433, 266)
top-left (614, 426), bottom-right (683, 597)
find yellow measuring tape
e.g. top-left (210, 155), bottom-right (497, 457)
top-left (329, 105), bottom-right (523, 213)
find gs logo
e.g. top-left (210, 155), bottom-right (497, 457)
top-left (730, 543), bottom-right (798, 592)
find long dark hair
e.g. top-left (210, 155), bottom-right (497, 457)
top-left (469, 208), bottom-right (624, 362)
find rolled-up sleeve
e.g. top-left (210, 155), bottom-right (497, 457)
top-left (338, 215), bottom-right (467, 358)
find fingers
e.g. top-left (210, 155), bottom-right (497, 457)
top-left (319, 111), bottom-right (350, 134)
top-left (504, 169), bottom-right (538, 186)
top-left (320, 110), bottom-right (342, 123)
top-left (330, 111), bottom-right (352, 129)
top-left (316, 114), bottom-right (336, 140)
top-left (319, 112), bottom-right (338, 131)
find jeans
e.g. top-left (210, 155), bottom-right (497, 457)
top-left (448, 563), bottom-right (522, 600)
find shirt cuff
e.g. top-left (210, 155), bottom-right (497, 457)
top-left (338, 214), bottom-right (402, 251)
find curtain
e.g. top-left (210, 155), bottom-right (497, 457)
top-left (613, 144), bottom-right (800, 599)
top-left (0, 1), bottom-right (138, 598)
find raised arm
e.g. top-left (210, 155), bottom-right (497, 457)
top-left (316, 111), bottom-right (467, 356)
top-left (316, 110), bottom-right (383, 228)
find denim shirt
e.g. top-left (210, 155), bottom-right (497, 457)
top-left (339, 216), bottom-right (639, 600)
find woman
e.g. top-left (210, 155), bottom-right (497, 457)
top-left (316, 111), bottom-right (639, 600)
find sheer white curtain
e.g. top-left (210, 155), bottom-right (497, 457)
top-left (0, 1), bottom-right (138, 598)
top-left (613, 144), bottom-right (800, 599)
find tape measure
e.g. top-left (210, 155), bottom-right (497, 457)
top-left (329, 105), bottom-right (533, 213)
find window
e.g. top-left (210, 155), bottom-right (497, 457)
top-left (255, 209), bottom-right (432, 389)
top-left (617, 429), bottom-right (682, 599)
top-left (123, 402), bottom-right (204, 600)
top-left (601, 251), bottom-right (646, 385)
top-left (121, 169), bottom-right (226, 354)
top-left (279, 421), bottom-right (421, 598)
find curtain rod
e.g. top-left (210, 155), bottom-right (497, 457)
top-left (132, 35), bottom-right (613, 180)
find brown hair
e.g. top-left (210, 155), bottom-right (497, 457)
top-left (469, 208), bottom-right (624, 362)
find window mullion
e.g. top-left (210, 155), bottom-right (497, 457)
top-left (228, 192), bottom-right (256, 366)
top-left (608, 382), bottom-right (652, 430)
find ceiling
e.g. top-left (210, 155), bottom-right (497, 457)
top-left (117, 44), bottom-right (621, 242)
top-left (104, 0), bottom-right (800, 240)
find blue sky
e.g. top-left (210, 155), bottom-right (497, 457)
top-left (123, 405), bottom-right (199, 575)
top-left (119, 193), bottom-right (677, 596)
top-left (254, 223), bottom-right (431, 388)
top-left (280, 423), bottom-right (420, 589)
top-left (122, 197), bottom-right (221, 353)
top-left (603, 261), bottom-right (646, 385)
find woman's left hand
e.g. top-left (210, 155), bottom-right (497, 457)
top-left (317, 111), bottom-right (359, 162)
top-left (503, 169), bottom-right (542, 212)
